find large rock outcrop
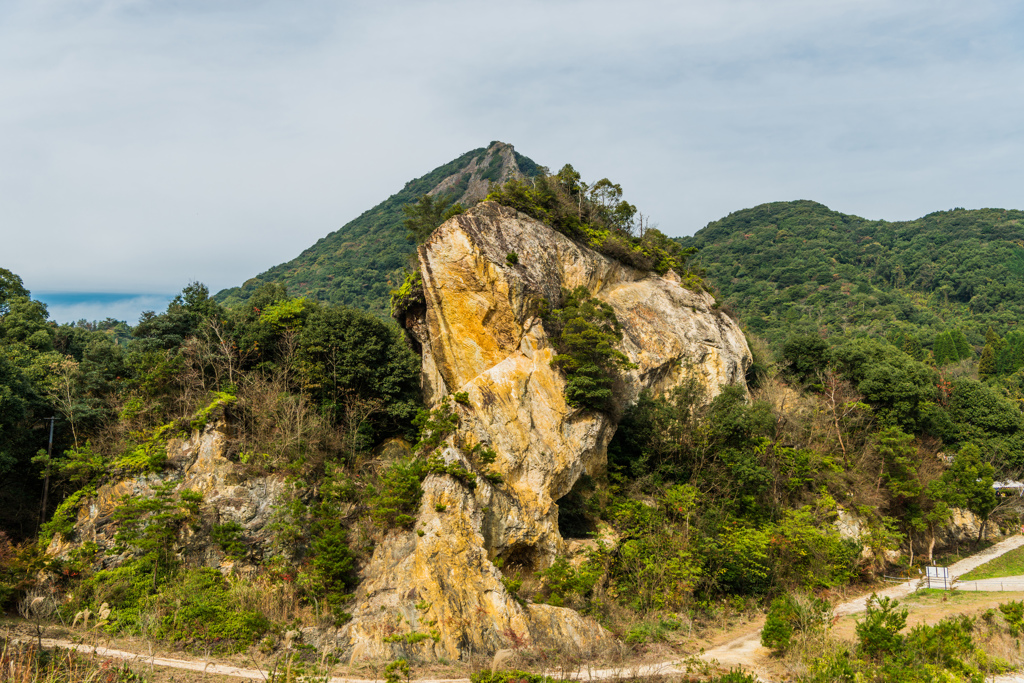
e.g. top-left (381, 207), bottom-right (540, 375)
top-left (343, 202), bottom-right (751, 661)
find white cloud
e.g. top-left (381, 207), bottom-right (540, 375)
top-left (37, 293), bottom-right (174, 325)
top-left (1, 0), bottom-right (1022, 297)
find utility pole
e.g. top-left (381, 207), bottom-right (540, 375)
top-left (39, 416), bottom-right (56, 529)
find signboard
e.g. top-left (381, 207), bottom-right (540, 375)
top-left (926, 565), bottom-right (950, 589)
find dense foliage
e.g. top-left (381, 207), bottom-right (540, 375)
top-left (402, 192), bottom-right (465, 244)
top-left (679, 200), bottom-right (1024, 352)
top-left (0, 272), bottom-right (424, 635)
top-left (6, 187), bottom-right (1024, 680)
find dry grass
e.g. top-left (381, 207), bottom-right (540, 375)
top-left (225, 573), bottom-right (318, 625)
top-left (0, 637), bottom-right (146, 683)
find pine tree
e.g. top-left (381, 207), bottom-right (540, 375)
top-left (1012, 339), bottom-right (1024, 375)
top-left (933, 331), bottom-right (954, 366)
top-left (979, 342), bottom-right (997, 378)
top-left (980, 327), bottom-right (1005, 378)
top-left (951, 329), bottom-right (971, 361)
top-left (986, 326), bottom-right (1003, 349)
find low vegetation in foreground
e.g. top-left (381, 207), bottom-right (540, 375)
top-left (762, 591), bottom-right (1024, 682)
top-left (0, 637), bottom-right (145, 683)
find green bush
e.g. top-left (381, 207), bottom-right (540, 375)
top-left (761, 591), bottom-right (832, 654)
top-left (390, 269), bottom-right (425, 319)
top-left (761, 596), bottom-right (796, 653)
top-left (538, 555), bottom-right (604, 610)
top-left (769, 507), bottom-right (859, 590)
top-left (855, 594), bottom-right (907, 663)
top-left (384, 658), bottom-right (411, 683)
top-left (68, 561), bottom-right (154, 633)
top-left (541, 287), bottom-right (635, 412)
top-left (39, 486), bottom-right (95, 546)
top-left (624, 616), bottom-right (682, 644)
top-left (427, 454), bottom-right (477, 490)
top-left (412, 398), bottom-right (459, 451)
top-left (471, 670), bottom-right (554, 683)
top-left (112, 482), bottom-right (202, 579)
top-left (147, 568), bottom-right (270, 651)
top-left (210, 522), bottom-right (248, 560)
top-left (367, 457), bottom-right (428, 530)
top-left (903, 615), bottom-right (974, 670)
top-left (803, 606), bottom-right (994, 681)
top-left (710, 670), bottom-right (759, 683)
top-left (999, 599), bottom-right (1024, 636)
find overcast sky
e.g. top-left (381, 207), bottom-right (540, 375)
top-left (3, 0), bottom-right (1023, 322)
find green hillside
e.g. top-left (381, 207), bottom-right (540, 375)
top-left (680, 201), bottom-right (1024, 353)
top-left (215, 141), bottom-right (541, 316)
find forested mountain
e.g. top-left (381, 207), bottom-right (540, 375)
top-left (680, 201), bottom-right (1024, 354)
top-left (215, 141), bottom-right (541, 316)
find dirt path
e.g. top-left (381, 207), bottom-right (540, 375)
top-left (10, 535), bottom-right (1024, 682)
top-left (698, 534), bottom-right (1024, 681)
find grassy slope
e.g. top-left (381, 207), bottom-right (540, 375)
top-left (679, 201), bottom-right (1024, 350)
top-left (960, 545), bottom-right (1024, 580)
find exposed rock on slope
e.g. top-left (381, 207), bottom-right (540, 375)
top-left (47, 410), bottom-right (290, 570)
top-left (345, 202), bottom-right (751, 661)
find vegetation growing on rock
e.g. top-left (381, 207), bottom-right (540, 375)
top-left (486, 164), bottom-right (705, 286)
top-left (540, 287), bottom-right (636, 412)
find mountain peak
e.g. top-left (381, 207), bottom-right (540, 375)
top-left (215, 143), bottom-right (541, 315)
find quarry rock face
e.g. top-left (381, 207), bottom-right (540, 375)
top-left (932, 507), bottom-right (1004, 549)
top-left (48, 415), bottom-right (290, 571)
top-left (346, 202), bottom-right (751, 661)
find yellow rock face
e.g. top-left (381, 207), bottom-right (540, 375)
top-left (343, 203), bottom-right (751, 661)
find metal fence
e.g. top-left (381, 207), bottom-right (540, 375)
top-left (953, 579), bottom-right (1024, 592)
top-left (880, 573), bottom-right (1024, 591)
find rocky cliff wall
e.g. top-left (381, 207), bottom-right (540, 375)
top-left (345, 202), bottom-right (752, 661)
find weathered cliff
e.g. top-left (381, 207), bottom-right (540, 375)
top-left (345, 202), bottom-right (752, 661)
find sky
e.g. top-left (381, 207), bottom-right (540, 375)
top-left (3, 0), bottom-right (1023, 323)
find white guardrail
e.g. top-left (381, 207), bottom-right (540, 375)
top-left (882, 567), bottom-right (1024, 591)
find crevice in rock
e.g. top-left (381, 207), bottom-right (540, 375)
top-left (498, 542), bottom-right (540, 573)
top-left (556, 475), bottom-right (597, 540)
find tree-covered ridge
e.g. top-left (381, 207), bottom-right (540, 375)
top-left (215, 141), bottom-right (540, 317)
top-left (680, 201), bottom-right (1024, 351)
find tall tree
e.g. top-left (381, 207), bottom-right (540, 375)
top-left (944, 444), bottom-right (998, 547)
top-left (402, 193), bottom-right (464, 244)
top-left (0, 268), bottom-right (29, 316)
top-left (932, 332), bottom-right (955, 366)
top-left (979, 342), bottom-right (998, 378)
top-left (951, 329), bottom-right (971, 361)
